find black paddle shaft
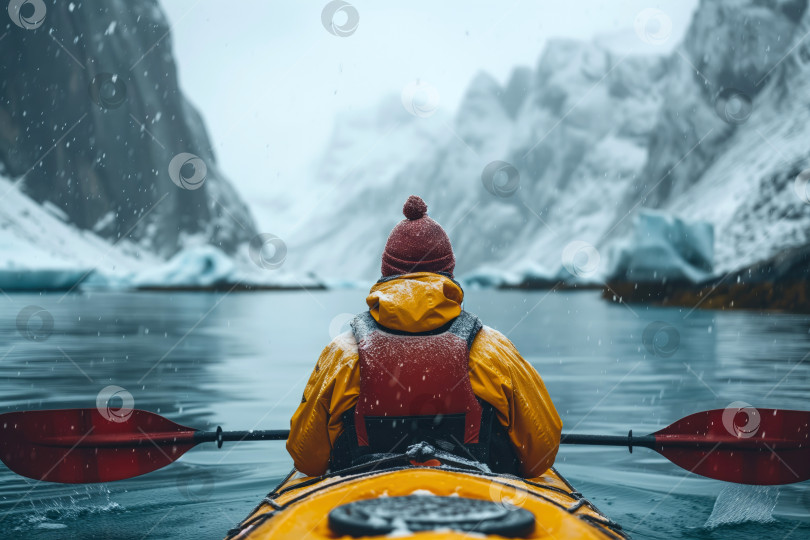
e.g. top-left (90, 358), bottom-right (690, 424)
top-left (561, 430), bottom-right (657, 453)
top-left (194, 428), bottom-right (290, 448)
top-left (193, 427), bottom-right (657, 453)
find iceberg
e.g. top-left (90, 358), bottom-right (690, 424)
top-left (606, 210), bottom-right (714, 284)
top-left (130, 246), bottom-right (239, 289)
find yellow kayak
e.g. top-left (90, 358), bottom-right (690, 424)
top-left (225, 452), bottom-right (626, 539)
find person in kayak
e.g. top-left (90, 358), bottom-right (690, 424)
top-left (287, 195), bottom-right (562, 477)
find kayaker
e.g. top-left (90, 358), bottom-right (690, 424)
top-left (287, 195), bottom-right (562, 477)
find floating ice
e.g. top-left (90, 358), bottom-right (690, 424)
top-left (606, 210), bottom-right (714, 284)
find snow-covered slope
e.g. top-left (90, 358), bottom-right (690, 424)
top-left (0, 183), bottom-right (310, 289)
top-left (0, 174), bottom-right (156, 289)
top-left (0, 174), bottom-right (316, 290)
top-left (289, 0), bottom-right (810, 285)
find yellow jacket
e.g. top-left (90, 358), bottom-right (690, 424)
top-left (287, 272), bottom-right (562, 477)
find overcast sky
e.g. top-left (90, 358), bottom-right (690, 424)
top-left (161, 1), bottom-right (698, 230)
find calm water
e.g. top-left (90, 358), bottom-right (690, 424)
top-left (0, 289), bottom-right (808, 539)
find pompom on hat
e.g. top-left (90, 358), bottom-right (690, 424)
top-left (381, 195), bottom-right (455, 277)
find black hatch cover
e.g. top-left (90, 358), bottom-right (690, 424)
top-left (328, 494), bottom-right (535, 537)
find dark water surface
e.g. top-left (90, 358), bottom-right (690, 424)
top-left (1, 290), bottom-right (808, 539)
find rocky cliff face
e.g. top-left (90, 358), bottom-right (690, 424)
top-left (289, 0), bottom-right (810, 285)
top-left (0, 0), bottom-right (255, 258)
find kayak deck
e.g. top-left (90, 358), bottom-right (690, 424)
top-left (226, 463), bottom-right (627, 539)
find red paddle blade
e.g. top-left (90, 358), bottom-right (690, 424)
top-left (653, 407), bottom-right (810, 485)
top-left (0, 408), bottom-right (199, 483)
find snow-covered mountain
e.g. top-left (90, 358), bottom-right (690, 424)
top-left (288, 96), bottom-right (452, 283)
top-left (0, 0), bottom-right (327, 290)
top-left (0, 0), bottom-right (255, 264)
top-left (4, 0), bottom-right (809, 295)
top-left (289, 0), bottom-right (810, 286)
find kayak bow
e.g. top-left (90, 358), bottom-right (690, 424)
top-left (226, 451), bottom-right (627, 539)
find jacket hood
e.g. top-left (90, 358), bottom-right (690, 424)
top-left (365, 272), bottom-right (464, 332)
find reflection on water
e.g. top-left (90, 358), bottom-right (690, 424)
top-left (0, 290), bottom-right (808, 539)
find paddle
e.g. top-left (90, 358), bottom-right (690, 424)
top-left (0, 407), bottom-right (806, 485)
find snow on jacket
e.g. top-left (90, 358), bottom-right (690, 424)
top-left (286, 272), bottom-right (562, 477)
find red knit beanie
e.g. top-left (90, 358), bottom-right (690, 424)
top-left (381, 196), bottom-right (455, 277)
